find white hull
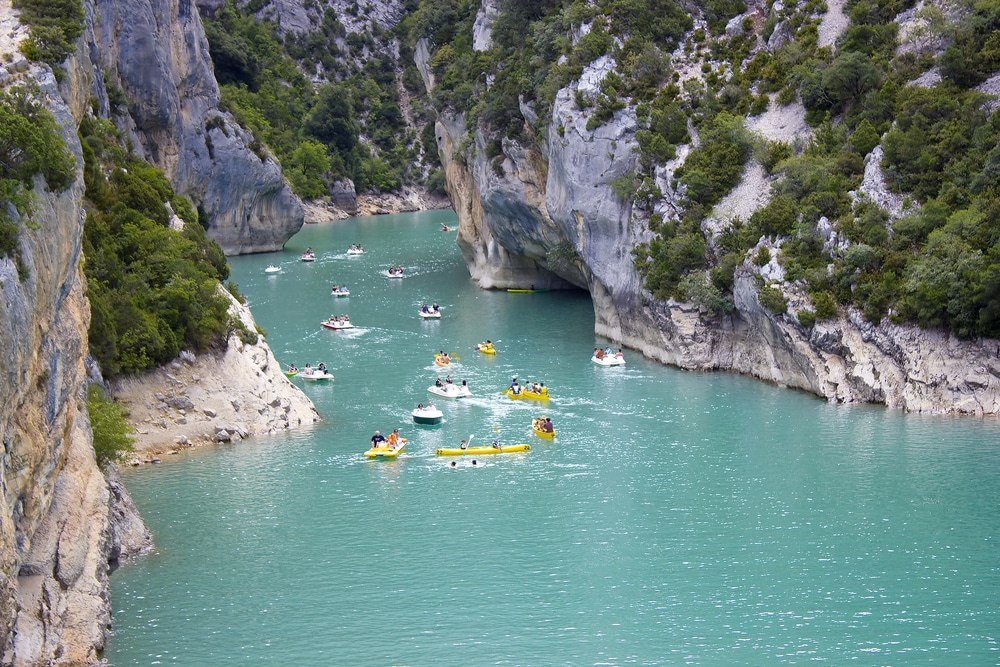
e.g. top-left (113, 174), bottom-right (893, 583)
top-left (427, 385), bottom-right (471, 399)
top-left (591, 355), bottom-right (625, 366)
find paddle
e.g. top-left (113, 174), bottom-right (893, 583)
top-left (449, 352), bottom-right (461, 361)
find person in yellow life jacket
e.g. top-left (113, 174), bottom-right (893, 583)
top-left (387, 429), bottom-right (401, 447)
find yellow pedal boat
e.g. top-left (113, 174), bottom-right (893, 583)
top-left (475, 343), bottom-right (496, 354)
top-left (504, 388), bottom-right (549, 400)
top-left (435, 444), bottom-right (530, 456)
top-left (364, 441), bottom-right (406, 458)
top-left (532, 418), bottom-right (555, 438)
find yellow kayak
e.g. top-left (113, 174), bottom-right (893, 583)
top-left (475, 343), bottom-right (496, 354)
top-left (434, 354), bottom-right (451, 366)
top-left (435, 444), bottom-right (530, 456)
top-left (532, 418), bottom-right (555, 438)
top-left (504, 388), bottom-right (549, 400)
top-left (364, 441), bottom-right (406, 458)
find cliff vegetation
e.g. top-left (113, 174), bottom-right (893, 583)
top-left (412, 0), bottom-right (1000, 342)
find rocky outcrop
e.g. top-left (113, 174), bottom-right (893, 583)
top-left (110, 290), bottom-right (320, 459)
top-left (436, 1), bottom-right (1000, 415)
top-left (86, 0), bottom-right (303, 254)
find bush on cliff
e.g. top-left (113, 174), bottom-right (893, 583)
top-left (87, 384), bottom-right (135, 466)
top-left (0, 85), bottom-right (77, 280)
top-left (12, 0), bottom-right (85, 78)
top-left (80, 117), bottom-right (232, 378)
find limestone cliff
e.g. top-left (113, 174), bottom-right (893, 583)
top-left (432, 6), bottom-right (1000, 416)
top-left (0, 0), bottom-right (320, 660)
top-left (85, 0), bottom-right (304, 254)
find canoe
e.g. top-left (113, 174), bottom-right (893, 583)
top-left (321, 320), bottom-right (354, 330)
top-left (364, 441), bottom-right (406, 458)
top-left (419, 309), bottom-right (441, 319)
top-left (413, 406), bottom-right (444, 424)
top-left (475, 343), bottom-right (496, 354)
top-left (591, 355), bottom-right (625, 366)
top-left (507, 289), bottom-right (548, 293)
top-left (435, 444), bottom-right (530, 456)
top-left (428, 384), bottom-right (471, 399)
top-left (299, 370), bottom-right (334, 381)
top-left (532, 419), bottom-right (556, 438)
top-left (504, 388), bottom-right (549, 401)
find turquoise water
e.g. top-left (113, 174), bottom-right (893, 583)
top-left (106, 211), bottom-right (1000, 665)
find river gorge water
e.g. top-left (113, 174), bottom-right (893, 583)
top-left (105, 211), bottom-right (999, 665)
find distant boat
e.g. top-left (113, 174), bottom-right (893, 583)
top-left (507, 288), bottom-right (548, 293)
top-left (264, 264), bottom-right (281, 273)
top-left (301, 251), bottom-right (316, 262)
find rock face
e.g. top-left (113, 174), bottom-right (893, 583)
top-left (87, 0), bottom-right (303, 254)
top-left (435, 3), bottom-right (1000, 416)
top-left (0, 48), bottom-right (148, 664)
top-left (110, 290), bottom-right (321, 458)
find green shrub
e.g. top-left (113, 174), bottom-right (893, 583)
top-left (811, 291), bottom-right (839, 319)
top-left (13, 0), bottom-right (85, 72)
top-left (87, 384), bottom-right (135, 467)
top-left (758, 284), bottom-right (788, 314)
top-left (753, 246), bottom-right (771, 266)
top-left (797, 309), bottom-right (817, 328)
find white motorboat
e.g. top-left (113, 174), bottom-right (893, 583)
top-left (591, 354), bottom-right (625, 366)
top-left (299, 369), bottom-right (333, 380)
top-left (321, 319), bottom-right (354, 330)
top-left (427, 384), bottom-right (471, 399)
top-left (331, 288), bottom-right (350, 297)
top-left (412, 405), bottom-right (444, 425)
top-left (264, 264), bottom-right (281, 273)
top-left (419, 308), bottom-right (441, 319)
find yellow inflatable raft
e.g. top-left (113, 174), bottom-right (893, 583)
top-left (435, 444), bottom-right (530, 456)
top-left (364, 441), bottom-right (406, 458)
top-left (504, 388), bottom-right (549, 400)
top-left (532, 418), bottom-right (555, 438)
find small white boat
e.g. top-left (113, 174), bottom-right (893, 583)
top-left (419, 308), bottom-right (441, 319)
top-left (264, 264), bottom-right (282, 273)
top-left (301, 252), bottom-right (316, 262)
top-left (331, 288), bottom-right (350, 297)
top-left (347, 247), bottom-right (364, 255)
top-left (427, 384), bottom-right (471, 399)
top-left (321, 319), bottom-right (354, 330)
top-left (386, 270), bottom-right (404, 279)
top-left (299, 369), bottom-right (333, 380)
top-left (412, 405), bottom-right (444, 425)
top-left (592, 354), bottom-right (625, 366)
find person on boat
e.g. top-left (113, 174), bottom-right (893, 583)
top-left (442, 224), bottom-right (450, 231)
top-left (421, 303), bottom-right (429, 313)
top-left (317, 362), bottom-right (327, 373)
top-left (287, 364), bottom-right (297, 373)
top-left (438, 350), bottom-right (449, 361)
top-left (371, 431), bottom-right (386, 448)
top-left (510, 378), bottom-right (521, 395)
top-left (460, 439), bottom-right (468, 450)
top-left (605, 346), bottom-right (613, 356)
top-left (435, 377), bottom-right (444, 388)
top-left (594, 347), bottom-right (604, 359)
top-left (615, 348), bottom-right (624, 358)
top-left (417, 403), bottom-right (424, 410)
top-left (387, 429), bottom-right (401, 447)
top-left (542, 417), bottom-right (554, 433)
top-left (532, 382), bottom-right (540, 394)
top-left (304, 363), bottom-right (312, 370)
top-left (432, 303), bottom-right (439, 312)
top-left (461, 380), bottom-right (468, 388)
top-left (445, 375), bottom-right (453, 385)
top-left (426, 400), bottom-right (434, 408)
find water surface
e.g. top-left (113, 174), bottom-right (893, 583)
top-left (106, 211), bottom-right (1000, 665)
